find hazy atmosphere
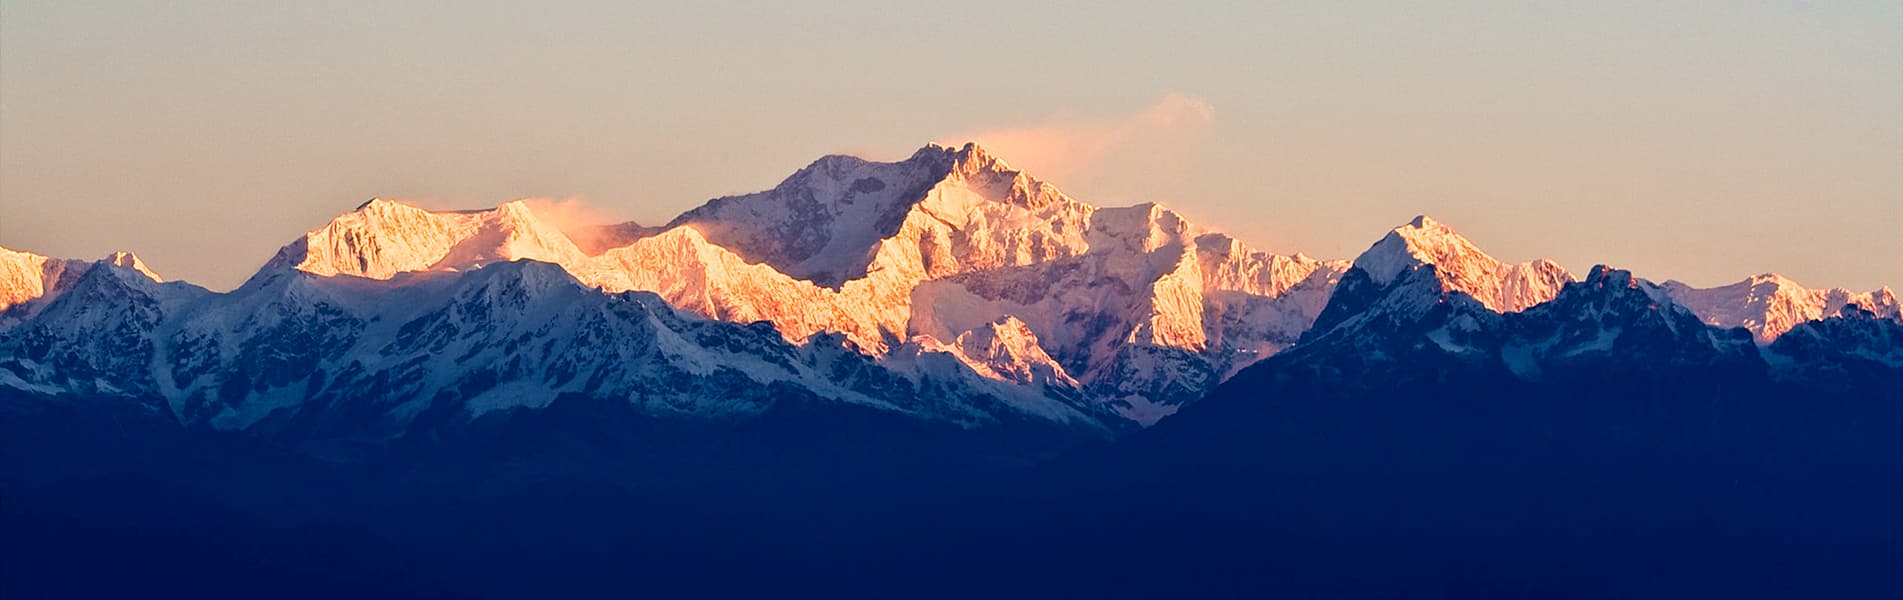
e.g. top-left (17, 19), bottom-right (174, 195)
top-left (3, 1), bottom-right (1898, 291)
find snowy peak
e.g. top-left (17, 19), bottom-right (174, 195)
top-left (0, 246), bottom-right (161, 317)
top-left (265, 198), bottom-right (468, 279)
top-left (663, 142), bottom-right (1092, 289)
top-left (262, 198), bottom-right (585, 281)
top-left (941, 142), bottom-right (1019, 182)
top-left (663, 145), bottom-right (963, 287)
top-left (1193, 233), bottom-right (1347, 299)
top-left (1581, 264), bottom-right (1644, 291)
top-left (1354, 216), bottom-right (1481, 285)
top-left (0, 246), bottom-right (88, 312)
top-left (1280, 262), bottom-right (1764, 389)
top-left (5, 250), bottom-right (210, 396)
top-left (579, 224), bottom-right (888, 350)
top-left (447, 258), bottom-right (589, 308)
top-left (1661, 273), bottom-right (1902, 343)
top-left (633, 142), bottom-right (1348, 422)
top-left (1352, 216), bottom-right (1571, 313)
top-left (175, 147), bottom-right (1362, 427)
top-left (1088, 203), bottom-right (1201, 256)
top-left (103, 250), bottom-right (162, 282)
top-left (432, 200), bottom-right (587, 272)
top-left (947, 316), bottom-right (1078, 388)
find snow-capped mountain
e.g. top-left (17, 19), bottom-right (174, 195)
top-left (243, 143), bottom-right (1346, 423)
top-left (616, 144), bottom-right (1346, 422)
top-left (1302, 216), bottom-right (1572, 351)
top-left (663, 145), bottom-right (982, 288)
top-left (907, 202), bottom-right (1343, 423)
top-left (0, 246), bottom-right (164, 324)
top-left (2, 247), bottom-right (162, 306)
top-left (1350, 215), bottom-right (1571, 313)
top-left (1279, 218), bottom-right (1784, 388)
top-left (1296, 216), bottom-right (1893, 378)
top-left (1075, 265), bottom-right (1902, 600)
top-left (0, 257), bottom-right (207, 396)
top-left (0, 246), bottom-right (89, 312)
top-left (3, 259), bottom-right (1120, 442)
top-left (1505, 266), bottom-right (1762, 378)
top-left (257, 198), bottom-right (587, 281)
top-left (1661, 274), bottom-right (1901, 343)
top-left (4, 143), bottom-right (1896, 438)
top-left (1266, 262), bottom-right (1781, 393)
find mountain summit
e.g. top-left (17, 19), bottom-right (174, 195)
top-left (258, 198), bottom-right (587, 281)
top-left (1305, 216), bottom-right (1573, 347)
top-left (1, 245), bottom-right (164, 321)
top-left (1352, 215), bottom-right (1573, 313)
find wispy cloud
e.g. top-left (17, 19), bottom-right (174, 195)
top-left (941, 92), bottom-right (1215, 184)
top-left (518, 196), bottom-right (632, 251)
top-left (520, 196), bottom-right (613, 229)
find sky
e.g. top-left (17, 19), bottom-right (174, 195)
top-left (3, 1), bottom-right (1899, 292)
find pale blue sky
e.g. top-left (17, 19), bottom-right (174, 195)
top-left (3, 1), bottom-right (1898, 291)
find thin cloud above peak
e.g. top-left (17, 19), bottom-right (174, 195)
top-left (941, 92), bottom-right (1215, 186)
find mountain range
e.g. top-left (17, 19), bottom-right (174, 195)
top-left (3, 144), bottom-right (1895, 434)
top-left (2, 143), bottom-right (1899, 597)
